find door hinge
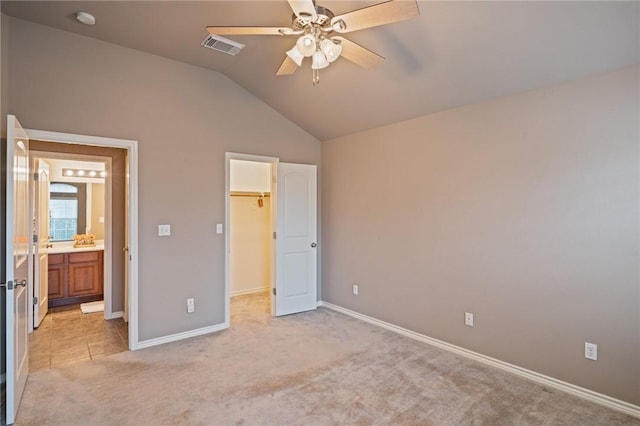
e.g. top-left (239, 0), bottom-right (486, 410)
top-left (273, 231), bottom-right (276, 239)
top-left (33, 296), bottom-right (38, 305)
top-left (33, 172), bottom-right (39, 181)
top-left (272, 288), bottom-right (276, 296)
top-left (33, 234), bottom-right (38, 243)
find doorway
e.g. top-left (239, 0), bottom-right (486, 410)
top-left (24, 128), bottom-right (139, 350)
top-left (224, 152), bottom-right (318, 325)
top-left (27, 153), bottom-right (129, 370)
top-left (228, 158), bottom-right (274, 319)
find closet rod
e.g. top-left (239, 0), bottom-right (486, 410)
top-left (229, 191), bottom-right (271, 197)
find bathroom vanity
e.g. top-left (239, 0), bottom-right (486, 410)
top-left (48, 243), bottom-right (104, 307)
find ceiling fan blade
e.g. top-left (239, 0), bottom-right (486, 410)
top-left (331, 0), bottom-right (420, 34)
top-left (276, 56), bottom-right (299, 75)
top-left (207, 26), bottom-right (286, 36)
top-left (288, 0), bottom-right (317, 20)
top-left (334, 37), bottom-right (384, 69)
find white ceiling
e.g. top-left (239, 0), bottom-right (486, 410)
top-left (2, 1), bottom-right (638, 141)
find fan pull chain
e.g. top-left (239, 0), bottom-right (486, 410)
top-left (313, 68), bottom-right (320, 85)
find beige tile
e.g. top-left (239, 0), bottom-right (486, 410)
top-left (51, 347), bottom-right (90, 365)
top-left (30, 357), bottom-right (51, 372)
top-left (51, 339), bottom-right (88, 353)
top-left (51, 356), bottom-right (90, 368)
top-left (30, 302), bottom-right (128, 370)
top-left (29, 335), bottom-right (51, 348)
top-left (87, 332), bottom-right (123, 345)
top-left (52, 327), bottom-right (85, 338)
top-left (29, 345), bottom-right (51, 360)
top-left (89, 342), bottom-right (126, 357)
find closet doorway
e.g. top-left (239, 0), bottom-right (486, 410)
top-left (225, 152), bottom-right (318, 324)
top-left (228, 158), bottom-right (274, 320)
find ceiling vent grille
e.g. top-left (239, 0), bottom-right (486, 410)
top-left (201, 34), bottom-right (245, 56)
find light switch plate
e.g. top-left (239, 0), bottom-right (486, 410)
top-left (158, 224), bottom-right (171, 236)
top-left (216, 223), bottom-right (223, 234)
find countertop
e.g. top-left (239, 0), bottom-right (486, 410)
top-left (48, 240), bottom-right (105, 254)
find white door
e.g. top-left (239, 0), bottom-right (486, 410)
top-left (34, 159), bottom-right (50, 327)
top-left (273, 163), bottom-right (317, 316)
top-left (4, 115), bottom-right (30, 424)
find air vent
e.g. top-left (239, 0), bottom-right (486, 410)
top-left (201, 34), bottom-right (245, 56)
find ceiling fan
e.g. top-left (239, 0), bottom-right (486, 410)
top-left (206, 0), bottom-right (420, 85)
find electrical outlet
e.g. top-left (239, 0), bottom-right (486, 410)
top-left (187, 298), bottom-right (195, 313)
top-left (353, 284), bottom-right (359, 295)
top-left (465, 312), bottom-right (474, 327)
top-left (585, 342), bottom-right (598, 361)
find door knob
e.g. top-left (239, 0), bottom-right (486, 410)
top-left (15, 279), bottom-right (27, 287)
top-left (311, 242), bottom-right (317, 248)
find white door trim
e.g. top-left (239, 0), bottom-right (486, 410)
top-left (25, 129), bottom-right (140, 350)
top-left (224, 152), bottom-right (279, 326)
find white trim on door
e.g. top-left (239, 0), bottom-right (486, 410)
top-left (224, 152), bottom-right (279, 326)
top-left (25, 129), bottom-right (140, 350)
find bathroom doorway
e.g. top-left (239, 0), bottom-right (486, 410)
top-left (28, 148), bottom-right (128, 370)
top-left (22, 128), bottom-right (139, 351)
top-left (29, 154), bottom-right (109, 326)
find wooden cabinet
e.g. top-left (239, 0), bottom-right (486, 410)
top-left (48, 250), bottom-right (103, 307)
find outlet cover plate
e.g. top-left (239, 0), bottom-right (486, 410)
top-left (465, 312), bottom-right (474, 327)
top-left (158, 224), bottom-right (171, 236)
top-left (585, 342), bottom-right (598, 361)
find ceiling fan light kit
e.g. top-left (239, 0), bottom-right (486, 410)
top-left (206, 0), bottom-right (420, 85)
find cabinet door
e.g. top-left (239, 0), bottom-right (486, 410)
top-left (68, 262), bottom-right (102, 297)
top-left (47, 264), bottom-right (66, 299)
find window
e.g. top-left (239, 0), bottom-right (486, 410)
top-left (49, 183), bottom-right (86, 241)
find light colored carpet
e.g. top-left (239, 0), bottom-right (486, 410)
top-left (16, 292), bottom-right (639, 425)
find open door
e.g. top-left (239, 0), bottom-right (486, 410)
top-left (3, 115), bottom-right (30, 424)
top-left (33, 159), bottom-right (50, 328)
top-left (273, 163), bottom-right (317, 316)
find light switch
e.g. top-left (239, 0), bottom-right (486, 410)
top-left (98, 216), bottom-right (104, 224)
top-left (216, 223), bottom-right (223, 234)
top-left (158, 224), bottom-right (171, 236)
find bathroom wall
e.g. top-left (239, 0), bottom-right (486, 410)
top-left (90, 183), bottom-right (105, 239)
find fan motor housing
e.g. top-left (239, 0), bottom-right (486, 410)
top-left (292, 5), bottom-right (335, 30)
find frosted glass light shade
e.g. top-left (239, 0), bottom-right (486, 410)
top-left (311, 50), bottom-right (330, 70)
top-left (321, 39), bottom-right (342, 63)
top-left (296, 34), bottom-right (316, 57)
top-left (286, 46), bottom-right (305, 66)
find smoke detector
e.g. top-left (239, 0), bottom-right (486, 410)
top-left (75, 11), bottom-right (96, 26)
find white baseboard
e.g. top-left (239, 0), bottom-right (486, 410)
top-left (231, 286), bottom-right (269, 297)
top-left (136, 322), bottom-right (229, 350)
top-left (106, 311), bottom-right (124, 320)
top-left (318, 301), bottom-right (640, 419)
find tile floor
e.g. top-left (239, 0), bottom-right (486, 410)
top-left (29, 304), bottom-right (128, 371)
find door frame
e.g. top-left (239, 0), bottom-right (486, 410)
top-left (24, 129), bottom-right (140, 350)
top-left (224, 152), bottom-right (278, 325)
top-left (28, 151), bottom-right (113, 331)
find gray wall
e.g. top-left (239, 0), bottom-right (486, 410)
top-left (5, 16), bottom-right (321, 341)
top-left (322, 66), bottom-right (640, 405)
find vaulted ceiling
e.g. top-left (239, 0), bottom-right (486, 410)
top-left (2, 1), bottom-right (638, 140)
